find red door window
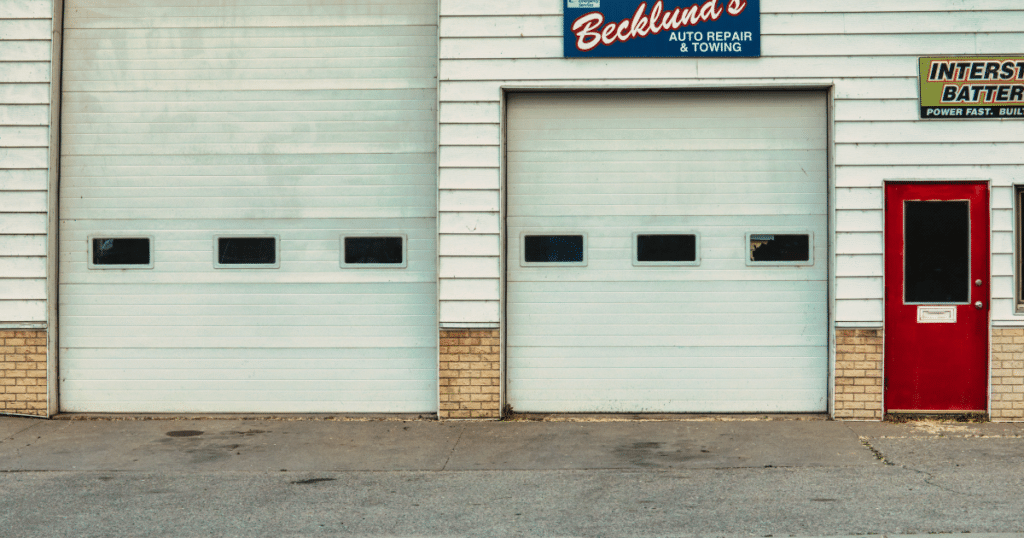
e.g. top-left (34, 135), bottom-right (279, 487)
top-left (884, 182), bottom-right (989, 412)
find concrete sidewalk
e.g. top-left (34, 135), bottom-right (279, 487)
top-left (2, 415), bottom-right (1023, 538)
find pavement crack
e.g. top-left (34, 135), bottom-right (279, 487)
top-left (858, 436), bottom-right (893, 465)
top-left (440, 424), bottom-right (465, 471)
top-left (900, 464), bottom-right (977, 496)
top-left (853, 426), bottom-right (977, 497)
top-left (0, 420), bottom-right (47, 445)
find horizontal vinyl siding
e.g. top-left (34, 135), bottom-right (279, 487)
top-left (0, 0), bottom-right (50, 324)
top-left (437, 0), bottom-right (1024, 325)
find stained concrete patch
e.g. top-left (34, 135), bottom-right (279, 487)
top-left (0, 416), bottom-right (45, 443)
top-left (444, 420), bottom-right (877, 470)
top-left (0, 419), bottom-right (463, 472)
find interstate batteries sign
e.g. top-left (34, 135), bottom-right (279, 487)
top-left (564, 0), bottom-right (760, 58)
top-left (920, 57), bottom-right (1024, 119)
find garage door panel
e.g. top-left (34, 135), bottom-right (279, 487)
top-left (63, 335), bottom-right (436, 349)
top-left (67, 55), bottom-right (435, 73)
top-left (507, 393), bottom-right (826, 414)
top-left (62, 87), bottom-right (435, 106)
top-left (511, 351), bottom-right (826, 368)
top-left (59, 284), bottom-right (432, 305)
top-left (511, 95), bottom-right (825, 119)
top-left (510, 302), bottom-right (825, 315)
top-left (508, 271), bottom-right (825, 283)
top-left (60, 390), bottom-right (437, 414)
top-left (66, 365), bottom-right (434, 382)
top-left (511, 125), bottom-right (826, 142)
top-left (64, 132), bottom-right (434, 148)
top-left (508, 216), bottom-right (822, 229)
top-left (61, 152), bottom-right (436, 167)
top-left (63, 121), bottom-right (437, 138)
top-left (61, 313), bottom-right (437, 329)
top-left (510, 335), bottom-right (826, 348)
top-left (509, 374), bottom-right (828, 390)
top-left (509, 216), bottom-right (823, 228)
top-left (510, 312), bottom-right (826, 328)
top-left (60, 218), bottom-right (435, 235)
top-left (60, 193), bottom-right (435, 212)
top-left (510, 138), bottom-right (826, 153)
top-left (512, 167), bottom-right (830, 182)
top-left (509, 324), bottom-right (824, 339)
top-left (507, 90), bottom-right (828, 413)
top-left (66, 346), bottom-right (432, 363)
top-left (511, 181), bottom-right (826, 196)
top-left (63, 308), bottom-right (435, 321)
top-left (61, 270), bottom-right (436, 285)
top-left (509, 149), bottom-right (825, 165)
top-left (506, 193), bottom-right (826, 208)
top-left (506, 205), bottom-right (825, 218)
top-left (61, 322), bottom-right (437, 339)
top-left (63, 376), bottom-right (437, 392)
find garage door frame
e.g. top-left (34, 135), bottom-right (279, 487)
top-left (499, 85), bottom-right (837, 415)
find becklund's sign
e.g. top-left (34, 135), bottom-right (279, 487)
top-left (920, 56), bottom-right (1024, 119)
top-left (564, 0), bottom-right (760, 58)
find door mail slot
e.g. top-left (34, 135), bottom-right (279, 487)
top-left (917, 306), bottom-right (957, 323)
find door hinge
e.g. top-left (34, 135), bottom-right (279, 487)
top-left (883, 377), bottom-right (888, 389)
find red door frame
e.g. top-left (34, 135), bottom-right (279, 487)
top-left (883, 182), bottom-right (989, 413)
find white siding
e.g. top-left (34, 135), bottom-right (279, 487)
top-left (59, 0), bottom-right (439, 412)
top-left (0, 0), bottom-right (50, 324)
top-left (437, 0), bottom-right (1024, 326)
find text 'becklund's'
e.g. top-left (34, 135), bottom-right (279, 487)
top-left (570, 0), bottom-right (749, 52)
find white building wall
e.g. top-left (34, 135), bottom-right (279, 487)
top-left (437, 0), bottom-right (1024, 327)
top-left (0, 0), bottom-right (51, 326)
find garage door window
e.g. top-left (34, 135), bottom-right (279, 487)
top-left (88, 236), bottom-right (154, 269)
top-left (633, 233), bottom-right (699, 266)
top-left (747, 233), bottom-right (813, 266)
top-left (341, 235), bottom-right (407, 268)
top-left (522, 234), bottom-right (586, 266)
top-left (214, 236), bottom-right (279, 268)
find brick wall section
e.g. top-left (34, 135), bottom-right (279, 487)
top-left (834, 328), bottom-right (883, 420)
top-left (0, 329), bottom-right (47, 416)
top-left (991, 328), bottom-right (1024, 422)
top-left (439, 329), bottom-right (500, 419)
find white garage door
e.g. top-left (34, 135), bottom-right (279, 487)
top-left (507, 91), bottom-right (828, 413)
top-left (58, 0), bottom-right (438, 412)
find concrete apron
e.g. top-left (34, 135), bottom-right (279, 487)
top-left (1, 415), bottom-right (1021, 473)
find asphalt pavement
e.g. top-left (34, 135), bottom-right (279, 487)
top-left (1, 414), bottom-right (1022, 537)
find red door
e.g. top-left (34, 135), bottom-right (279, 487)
top-left (884, 182), bottom-right (989, 412)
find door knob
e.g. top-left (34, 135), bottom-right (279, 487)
top-left (975, 301), bottom-right (983, 309)
top-left (975, 279), bottom-right (983, 286)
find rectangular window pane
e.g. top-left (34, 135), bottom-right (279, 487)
top-left (218, 237), bottom-right (276, 265)
top-left (92, 238), bottom-right (151, 266)
top-left (344, 237), bottom-right (403, 264)
top-left (749, 234), bottom-right (810, 262)
top-left (524, 235), bottom-right (584, 263)
top-left (905, 201), bottom-right (969, 303)
top-left (637, 234), bottom-right (696, 262)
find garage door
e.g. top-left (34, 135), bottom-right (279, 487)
top-left (507, 91), bottom-right (828, 413)
top-left (58, 0), bottom-right (438, 412)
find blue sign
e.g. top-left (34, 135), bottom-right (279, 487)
top-left (564, 0), bottom-right (760, 58)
